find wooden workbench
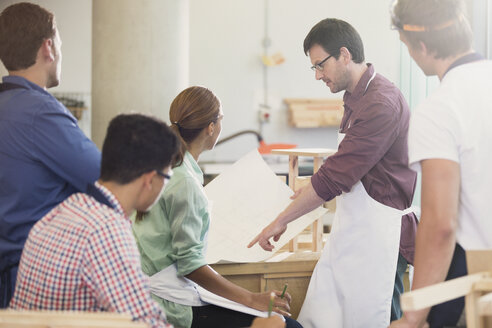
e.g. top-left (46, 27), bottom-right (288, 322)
top-left (210, 250), bottom-right (320, 319)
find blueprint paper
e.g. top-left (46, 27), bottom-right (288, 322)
top-left (204, 149), bottom-right (327, 264)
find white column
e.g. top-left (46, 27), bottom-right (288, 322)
top-left (92, 0), bottom-right (189, 147)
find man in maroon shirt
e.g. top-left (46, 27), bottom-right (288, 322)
top-left (249, 18), bottom-right (417, 327)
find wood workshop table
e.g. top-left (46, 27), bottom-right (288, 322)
top-left (210, 251), bottom-right (320, 319)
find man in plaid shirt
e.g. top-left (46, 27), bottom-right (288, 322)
top-left (10, 114), bottom-right (178, 328)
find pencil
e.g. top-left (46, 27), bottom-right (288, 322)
top-left (280, 283), bottom-right (288, 299)
top-left (268, 291), bottom-right (275, 317)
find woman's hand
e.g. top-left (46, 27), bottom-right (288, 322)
top-left (249, 290), bottom-right (292, 317)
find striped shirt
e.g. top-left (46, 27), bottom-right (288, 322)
top-left (10, 182), bottom-right (171, 328)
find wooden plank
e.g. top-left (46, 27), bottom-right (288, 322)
top-left (467, 250), bottom-right (492, 274)
top-left (466, 290), bottom-right (484, 328)
top-left (0, 311), bottom-right (132, 320)
top-left (271, 148), bottom-right (336, 157)
top-left (284, 98), bottom-right (343, 104)
top-left (263, 272), bottom-right (314, 279)
top-left (260, 277), bottom-right (267, 293)
top-left (211, 259), bottom-right (319, 276)
top-left (312, 158), bottom-right (323, 253)
top-left (473, 279), bottom-right (492, 292)
top-left (313, 157), bottom-right (323, 173)
top-left (288, 155), bottom-right (299, 192)
top-left (478, 292), bottom-right (492, 316)
top-left (287, 234), bottom-right (329, 250)
top-left (289, 110), bottom-right (343, 128)
top-left (284, 99), bottom-right (344, 128)
top-left (288, 237), bottom-right (298, 252)
top-left (0, 323), bottom-right (144, 328)
top-left (312, 218), bottom-right (323, 252)
top-left (0, 310), bottom-right (146, 328)
top-left (288, 154), bottom-right (299, 251)
top-left (0, 312), bottom-right (134, 322)
top-left (282, 251), bottom-right (321, 262)
top-left (293, 176), bottom-right (326, 251)
top-left (223, 274), bottom-right (262, 293)
top-left (211, 252), bottom-right (320, 276)
top-left (400, 272), bottom-right (491, 311)
top-left (288, 103), bottom-right (342, 110)
top-left (0, 323), bottom-right (145, 328)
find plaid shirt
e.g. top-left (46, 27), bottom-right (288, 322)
top-left (10, 182), bottom-right (172, 328)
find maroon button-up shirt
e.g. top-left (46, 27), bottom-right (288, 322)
top-left (311, 64), bottom-right (417, 263)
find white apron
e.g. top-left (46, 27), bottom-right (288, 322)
top-left (298, 110), bottom-right (416, 327)
top-left (148, 262), bottom-right (207, 306)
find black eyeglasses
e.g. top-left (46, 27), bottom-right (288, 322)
top-left (156, 170), bottom-right (172, 181)
top-left (311, 54), bottom-right (333, 72)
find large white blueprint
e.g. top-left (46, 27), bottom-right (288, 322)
top-left (204, 149), bottom-right (327, 264)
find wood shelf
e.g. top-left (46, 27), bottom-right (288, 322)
top-left (285, 98), bottom-right (344, 128)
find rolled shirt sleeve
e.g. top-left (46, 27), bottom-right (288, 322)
top-left (311, 101), bottom-right (400, 201)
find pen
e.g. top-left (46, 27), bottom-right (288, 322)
top-left (268, 291), bottom-right (275, 317)
top-left (280, 283), bottom-right (288, 299)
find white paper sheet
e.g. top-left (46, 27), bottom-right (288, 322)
top-left (197, 285), bottom-right (269, 318)
top-left (204, 149), bottom-right (327, 264)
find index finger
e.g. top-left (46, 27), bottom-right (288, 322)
top-left (247, 233), bottom-right (261, 248)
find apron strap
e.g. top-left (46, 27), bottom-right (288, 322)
top-left (364, 71), bottom-right (377, 94)
top-left (401, 205), bottom-right (421, 218)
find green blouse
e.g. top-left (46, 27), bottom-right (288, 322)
top-left (132, 151), bottom-right (210, 328)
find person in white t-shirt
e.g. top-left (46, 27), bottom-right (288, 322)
top-left (389, 0), bottom-right (492, 327)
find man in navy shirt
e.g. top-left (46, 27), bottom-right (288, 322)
top-left (0, 2), bottom-right (100, 307)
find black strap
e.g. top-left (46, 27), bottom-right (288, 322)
top-left (86, 183), bottom-right (116, 210)
top-left (0, 82), bottom-right (28, 92)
